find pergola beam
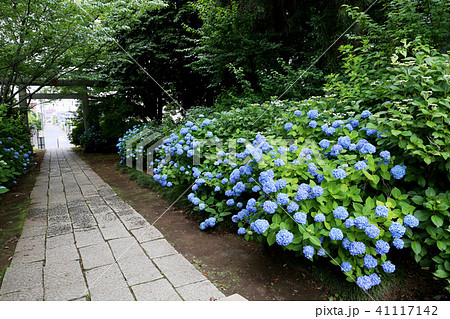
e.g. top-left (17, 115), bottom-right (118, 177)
top-left (31, 93), bottom-right (84, 99)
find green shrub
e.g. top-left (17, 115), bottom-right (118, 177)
top-left (0, 104), bottom-right (34, 194)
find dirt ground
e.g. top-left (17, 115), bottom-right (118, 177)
top-left (76, 150), bottom-right (449, 301)
top-left (0, 150), bottom-right (45, 284)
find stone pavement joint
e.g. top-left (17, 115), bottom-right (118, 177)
top-left (0, 148), bottom-right (225, 301)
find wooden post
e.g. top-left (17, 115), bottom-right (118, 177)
top-left (81, 91), bottom-right (89, 132)
top-left (19, 85), bottom-right (29, 128)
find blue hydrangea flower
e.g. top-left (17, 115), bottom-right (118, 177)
top-left (274, 159), bottom-right (285, 167)
top-left (375, 205), bottom-right (389, 217)
top-left (355, 161), bottom-right (368, 170)
top-left (307, 110), bottom-right (319, 119)
top-left (238, 228), bottom-right (246, 235)
top-left (344, 218), bottom-right (355, 228)
top-left (226, 199), bottom-right (235, 206)
top-left (344, 124), bottom-right (353, 131)
top-left (342, 237), bottom-right (351, 250)
top-left (284, 122), bottom-right (293, 130)
top-left (225, 190), bottom-right (234, 197)
top-left (390, 165), bottom-right (406, 179)
top-left (403, 214), bottom-right (419, 228)
top-left (319, 139), bottom-right (330, 149)
top-left (303, 245), bottom-right (315, 259)
top-left (294, 110), bottom-right (302, 116)
top-left (192, 198), bottom-right (201, 206)
top-left (275, 179), bottom-right (287, 190)
top-left (199, 203), bottom-right (205, 210)
top-left (252, 185), bottom-right (261, 192)
top-left (277, 146), bottom-right (286, 154)
top-left (380, 150), bottom-right (391, 160)
top-left (350, 119), bottom-right (359, 127)
top-left (363, 255), bottom-right (378, 269)
top-left (355, 216), bottom-right (369, 229)
top-left (340, 261), bottom-right (352, 272)
top-left (356, 276), bottom-right (372, 291)
top-left (317, 174), bottom-right (324, 184)
top-left (287, 201), bottom-right (299, 213)
top-left (360, 143), bottom-right (376, 154)
top-left (293, 212), bottom-right (307, 225)
top-left (375, 240), bottom-right (390, 255)
top-left (365, 225), bottom-right (381, 239)
top-left (361, 110), bottom-right (372, 118)
top-left (200, 222), bottom-right (207, 230)
top-left (382, 261), bottom-right (396, 273)
top-left (287, 145), bottom-right (297, 153)
top-left (214, 186), bottom-right (221, 192)
top-left (337, 136), bottom-right (351, 149)
top-left (206, 217), bottom-right (216, 227)
top-left (307, 163), bottom-right (318, 176)
top-left (309, 120), bottom-right (317, 128)
top-left (332, 168), bottom-right (347, 179)
top-left (251, 219), bottom-right (270, 234)
top-left (276, 229), bottom-right (294, 246)
top-left (326, 127), bottom-right (336, 135)
top-left (333, 206), bottom-right (349, 220)
top-left (311, 186), bottom-right (323, 197)
top-left (393, 238), bottom-right (404, 249)
top-left (332, 120), bottom-right (344, 128)
top-left (349, 241), bottom-right (366, 256)
top-left (330, 144), bottom-right (343, 157)
top-left (369, 273), bottom-right (381, 287)
top-left (263, 201), bottom-right (278, 214)
top-left (329, 228), bottom-right (343, 240)
top-left (314, 213), bottom-right (325, 222)
top-left (389, 222), bottom-right (406, 238)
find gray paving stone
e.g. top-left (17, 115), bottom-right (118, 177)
top-left (9, 247), bottom-right (45, 267)
top-left (70, 208), bottom-right (97, 229)
top-left (46, 243), bottom-right (79, 265)
top-left (74, 227), bottom-right (105, 248)
top-left (79, 242), bottom-right (115, 270)
top-left (14, 234), bottom-right (45, 253)
top-left (132, 279), bottom-right (181, 301)
top-left (67, 198), bottom-right (86, 208)
top-left (176, 280), bottom-right (225, 301)
top-left (153, 254), bottom-right (207, 288)
top-left (0, 287), bottom-right (44, 301)
top-left (97, 188), bottom-right (117, 198)
top-left (99, 223), bottom-right (131, 241)
top-left (85, 264), bottom-right (135, 301)
top-left (80, 185), bottom-right (97, 197)
top-left (105, 197), bottom-right (133, 212)
top-left (0, 262), bottom-right (43, 295)
top-left (119, 213), bottom-right (149, 231)
top-left (46, 233), bottom-right (74, 249)
top-left (89, 205), bottom-right (113, 216)
top-left (141, 239), bottom-right (178, 259)
top-left (131, 226), bottom-right (164, 243)
top-left (108, 237), bottom-right (163, 285)
top-left (44, 260), bottom-right (87, 301)
top-left (20, 225), bottom-right (47, 239)
top-left (27, 207), bottom-right (47, 219)
top-left (85, 195), bottom-right (105, 206)
top-left (46, 223), bottom-right (72, 237)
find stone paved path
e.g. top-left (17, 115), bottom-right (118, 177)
top-left (0, 149), bottom-right (225, 301)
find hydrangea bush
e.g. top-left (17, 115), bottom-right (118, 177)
top-left (0, 104), bottom-right (34, 195)
top-left (138, 99), bottom-right (422, 291)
